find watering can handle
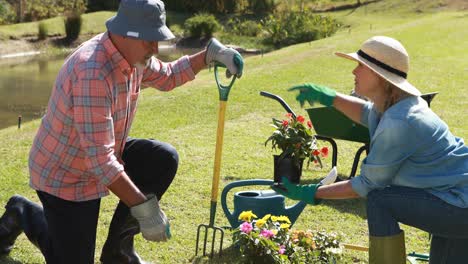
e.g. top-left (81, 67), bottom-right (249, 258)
top-left (215, 64), bottom-right (237, 101)
top-left (221, 179), bottom-right (274, 222)
top-left (259, 91), bottom-right (297, 118)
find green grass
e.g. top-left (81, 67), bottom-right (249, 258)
top-left (0, 3), bottom-right (467, 264)
top-left (0, 11), bottom-right (114, 39)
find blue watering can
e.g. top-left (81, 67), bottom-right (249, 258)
top-left (221, 179), bottom-right (307, 228)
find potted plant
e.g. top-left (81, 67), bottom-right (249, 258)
top-left (232, 210), bottom-right (343, 264)
top-left (265, 113), bottom-right (328, 183)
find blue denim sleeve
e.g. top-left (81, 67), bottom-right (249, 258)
top-left (360, 102), bottom-right (373, 127)
top-left (351, 118), bottom-right (419, 197)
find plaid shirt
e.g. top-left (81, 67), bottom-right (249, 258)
top-left (29, 32), bottom-right (195, 201)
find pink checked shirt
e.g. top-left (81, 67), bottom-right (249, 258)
top-left (29, 32), bottom-right (195, 201)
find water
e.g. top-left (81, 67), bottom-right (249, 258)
top-left (0, 57), bottom-right (62, 129)
top-left (0, 46), bottom-right (198, 130)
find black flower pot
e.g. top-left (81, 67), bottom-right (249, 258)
top-left (273, 155), bottom-right (304, 184)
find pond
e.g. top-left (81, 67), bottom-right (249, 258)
top-left (0, 47), bottom-right (198, 130)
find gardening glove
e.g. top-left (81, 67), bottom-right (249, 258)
top-left (271, 177), bottom-right (321, 205)
top-left (288, 83), bottom-right (337, 107)
top-left (205, 38), bottom-right (244, 78)
top-left (130, 194), bottom-right (171, 242)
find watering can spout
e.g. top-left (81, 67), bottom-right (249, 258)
top-left (285, 200), bottom-right (307, 225)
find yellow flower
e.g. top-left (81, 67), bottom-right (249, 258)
top-left (256, 219), bottom-right (266, 228)
top-left (238, 210), bottom-right (258, 222)
top-left (272, 229), bottom-right (278, 235)
top-left (280, 223), bottom-right (291, 230)
top-left (261, 214), bottom-right (271, 221)
top-left (271, 216), bottom-right (278, 222)
top-left (276, 215), bottom-right (291, 224)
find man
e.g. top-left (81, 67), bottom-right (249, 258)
top-left (0, 0), bottom-right (243, 263)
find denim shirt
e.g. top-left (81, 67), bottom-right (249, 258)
top-left (350, 96), bottom-right (468, 208)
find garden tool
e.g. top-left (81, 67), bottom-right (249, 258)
top-left (195, 64), bottom-right (237, 257)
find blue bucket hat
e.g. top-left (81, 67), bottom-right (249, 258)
top-left (106, 0), bottom-right (175, 41)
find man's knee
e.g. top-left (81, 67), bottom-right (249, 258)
top-left (151, 141), bottom-right (179, 173)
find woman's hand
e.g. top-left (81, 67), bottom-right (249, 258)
top-left (271, 177), bottom-right (321, 205)
top-left (288, 83), bottom-right (337, 107)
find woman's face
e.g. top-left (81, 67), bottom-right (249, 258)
top-left (352, 63), bottom-right (385, 100)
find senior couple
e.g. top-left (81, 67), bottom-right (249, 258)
top-left (0, 0), bottom-right (467, 263)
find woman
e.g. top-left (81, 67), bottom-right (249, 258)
top-left (273, 36), bottom-right (468, 264)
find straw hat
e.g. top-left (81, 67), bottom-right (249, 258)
top-left (335, 36), bottom-right (421, 96)
top-left (106, 0), bottom-right (175, 41)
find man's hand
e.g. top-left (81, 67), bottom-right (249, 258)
top-left (130, 194), bottom-right (171, 242)
top-left (205, 38), bottom-right (244, 78)
top-left (288, 83), bottom-right (337, 107)
top-left (271, 177), bottom-right (321, 205)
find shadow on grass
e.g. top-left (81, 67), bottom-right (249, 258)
top-left (0, 256), bottom-right (22, 264)
top-left (191, 244), bottom-right (244, 264)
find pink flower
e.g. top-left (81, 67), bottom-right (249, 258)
top-left (240, 222), bottom-right (253, 234)
top-left (260, 229), bottom-right (275, 239)
top-left (278, 245), bottom-right (286, 254)
top-left (285, 113), bottom-right (293, 119)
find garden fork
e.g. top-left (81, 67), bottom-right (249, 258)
top-left (195, 65), bottom-right (237, 257)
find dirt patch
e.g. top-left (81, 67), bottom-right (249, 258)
top-left (0, 39), bottom-right (37, 57)
top-left (444, 0), bottom-right (468, 10)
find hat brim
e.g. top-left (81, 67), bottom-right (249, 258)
top-left (335, 51), bottom-right (421, 96)
top-left (106, 15), bottom-right (175, 42)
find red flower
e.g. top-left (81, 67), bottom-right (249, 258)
top-left (321, 147), bottom-right (329, 158)
top-left (312, 149), bottom-right (320, 156)
top-left (285, 113), bottom-right (293, 119)
top-left (282, 120), bottom-right (289, 127)
top-left (307, 120), bottom-right (313, 128)
top-left (297, 115), bottom-right (305, 123)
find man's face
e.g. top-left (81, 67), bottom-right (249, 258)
top-left (135, 40), bottom-right (158, 68)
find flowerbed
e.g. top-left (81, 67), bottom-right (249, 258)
top-left (232, 211), bottom-right (342, 263)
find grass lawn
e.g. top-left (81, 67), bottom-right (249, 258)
top-left (0, 2), bottom-right (467, 264)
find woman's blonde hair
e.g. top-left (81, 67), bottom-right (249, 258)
top-left (382, 80), bottom-right (411, 112)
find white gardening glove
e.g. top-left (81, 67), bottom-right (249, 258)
top-left (205, 38), bottom-right (244, 78)
top-left (130, 194), bottom-right (171, 242)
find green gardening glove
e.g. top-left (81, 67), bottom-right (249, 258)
top-left (288, 83), bottom-right (337, 107)
top-left (271, 177), bottom-right (321, 205)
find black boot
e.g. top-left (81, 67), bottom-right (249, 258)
top-left (0, 195), bottom-right (48, 256)
top-left (100, 201), bottom-right (150, 264)
top-left (0, 195), bottom-right (23, 255)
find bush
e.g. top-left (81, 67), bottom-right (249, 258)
top-left (0, 0), bottom-right (16, 25)
top-left (227, 18), bottom-right (262, 37)
top-left (38, 22), bottom-right (48, 40)
top-left (184, 13), bottom-right (221, 38)
top-left (86, 0), bottom-right (119, 12)
top-left (64, 12), bottom-right (82, 42)
top-left (262, 9), bottom-right (341, 47)
top-left (24, 0), bottom-right (86, 22)
top-left (166, 0), bottom-right (245, 13)
top-left (248, 0), bottom-right (277, 14)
